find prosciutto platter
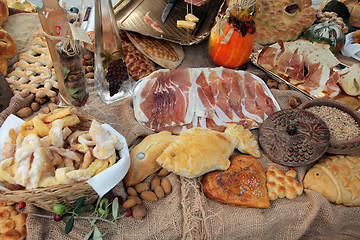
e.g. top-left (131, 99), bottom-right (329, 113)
top-left (133, 67), bottom-right (281, 134)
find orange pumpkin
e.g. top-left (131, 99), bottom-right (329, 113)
top-left (208, 21), bottom-right (254, 69)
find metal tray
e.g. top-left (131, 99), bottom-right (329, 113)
top-left (250, 51), bottom-right (360, 111)
top-left (114, 0), bottom-right (225, 45)
top-left (250, 52), bottom-right (313, 100)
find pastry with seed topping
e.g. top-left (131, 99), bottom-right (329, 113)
top-left (126, 32), bottom-right (185, 69)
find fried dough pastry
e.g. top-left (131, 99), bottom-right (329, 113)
top-left (156, 124), bottom-right (260, 178)
top-left (124, 131), bottom-right (176, 187)
top-left (202, 154), bottom-right (270, 208)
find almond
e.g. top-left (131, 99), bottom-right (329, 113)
top-left (158, 168), bottom-right (170, 177)
top-left (16, 107), bottom-right (32, 118)
top-left (127, 195), bottom-right (143, 205)
top-left (154, 185), bottom-right (165, 199)
top-left (127, 187), bottom-right (138, 196)
top-left (161, 177), bottom-right (172, 195)
top-left (131, 205), bottom-right (147, 220)
top-left (150, 175), bottom-right (161, 190)
top-left (122, 198), bottom-right (137, 209)
top-left (135, 182), bottom-right (149, 193)
top-left (140, 191), bottom-right (158, 202)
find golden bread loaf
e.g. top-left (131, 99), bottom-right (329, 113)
top-left (0, 27), bottom-right (16, 76)
top-left (0, 0), bottom-right (8, 26)
top-left (266, 165), bottom-right (303, 200)
top-left (156, 124), bottom-right (260, 178)
top-left (349, 3), bottom-right (360, 27)
top-left (303, 155), bottom-right (360, 206)
top-left (201, 154), bottom-right (270, 208)
top-left (124, 131), bottom-right (176, 187)
top-left (254, 0), bottom-right (316, 45)
top-left (0, 200), bottom-right (26, 240)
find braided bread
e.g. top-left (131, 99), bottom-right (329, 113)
top-left (6, 35), bottom-right (58, 98)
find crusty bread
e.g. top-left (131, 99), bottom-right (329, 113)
top-left (126, 31), bottom-right (185, 69)
top-left (304, 155), bottom-right (360, 206)
top-left (0, 200), bottom-right (27, 240)
top-left (0, 0), bottom-right (8, 26)
top-left (202, 154), bottom-right (270, 208)
top-left (0, 28), bottom-right (16, 76)
top-left (124, 131), bottom-right (176, 187)
top-left (349, 3), bottom-right (360, 27)
top-left (254, 0), bottom-right (316, 45)
top-left (302, 42), bottom-right (340, 68)
top-left (337, 64), bottom-right (360, 96)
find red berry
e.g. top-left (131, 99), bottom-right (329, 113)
top-left (124, 209), bottom-right (131, 217)
top-left (54, 214), bottom-right (63, 221)
top-left (111, 196), bottom-right (123, 204)
top-left (18, 202), bottom-right (26, 209)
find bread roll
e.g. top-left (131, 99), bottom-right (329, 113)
top-left (202, 154), bottom-right (270, 208)
top-left (0, 28), bottom-right (16, 76)
top-left (0, 0), bottom-right (8, 26)
top-left (337, 64), bottom-right (360, 96)
top-left (349, 3), bottom-right (360, 27)
top-left (304, 155), bottom-right (360, 206)
top-left (124, 131), bottom-right (176, 187)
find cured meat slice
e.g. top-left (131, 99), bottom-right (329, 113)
top-left (207, 69), bottom-right (235, 122)
top-left (244, 72), bottom-right (278, 120)
top-left (276, 49), bottom-right (305, 83)
top-left (301, 63), bottom-right (330, 97)
top-left (144, 12), bottom-right (163, 33)
top-left (136, 69), bottom-right (194, 131)
top-left (133, 68), bottom-right (280, 134)
top-left (324, 72), bottom-right (341, 98)
top-left (257, 45), bottom-right (283, 70)
top-left (224, 69), bottom-right (254, 129)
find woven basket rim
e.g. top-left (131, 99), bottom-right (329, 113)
top-left (0, 108), bottom-right (104, 211)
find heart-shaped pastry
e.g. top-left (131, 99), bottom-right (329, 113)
top-left (201, 154), bottom-right (270, 208)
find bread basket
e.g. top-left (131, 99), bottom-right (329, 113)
top-left (0, 109), bottom-right (129, 212)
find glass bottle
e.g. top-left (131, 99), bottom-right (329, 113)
top-left (38, 0), bottom-right (88, 107)
top-left (94, 0), bottom-right (132, 104)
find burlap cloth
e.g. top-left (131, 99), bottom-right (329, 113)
top-left (1, 41), bottom-right (360, 239)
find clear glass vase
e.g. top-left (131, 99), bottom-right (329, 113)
top-left (94, 0), bottom-right (132, 104)
top-left (38, 0), bottom-right (88, 107)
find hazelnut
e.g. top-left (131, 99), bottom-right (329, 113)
top-left (278, 83), bottom-right (289, 90)
top-left (266, 79), bottom-right (278, 89)
top-left (288, 95), bottom-right (302, 108)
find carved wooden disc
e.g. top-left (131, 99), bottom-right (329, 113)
top-left (259, 109), bottom-right (330, 167)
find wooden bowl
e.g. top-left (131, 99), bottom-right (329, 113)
top-left (298, 99), bottom-right (360, 154)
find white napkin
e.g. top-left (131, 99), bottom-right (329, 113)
top-left (341, 32), bottom-right (360, 61)
top-left (0, 115), bottom-right (130, 198)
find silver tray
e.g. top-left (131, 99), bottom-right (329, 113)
top-left (250, 51), bottom-right (360, 111)
top-left (114, 0), bottom-right (225, 45)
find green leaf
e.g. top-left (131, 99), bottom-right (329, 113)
top-left (93, 226), bottom-right (102, 240)
top-left (60, 65), bottom-right (70, 80)
top-left (73, 197), bottom-right (85, 213)
top-left (83, 228), bottom-right (94, 240)
top-left (65, 216), bottom-right (75, 234)
top-left (112, 198), bottom-right (119, 220)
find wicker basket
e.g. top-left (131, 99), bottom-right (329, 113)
top-left (0, 108), bottom-right (106, 212)
top-left (0, 181), bottom-right (98, 212)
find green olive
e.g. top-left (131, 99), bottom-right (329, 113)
top-left (53, 203), bottom-right (66, 215)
